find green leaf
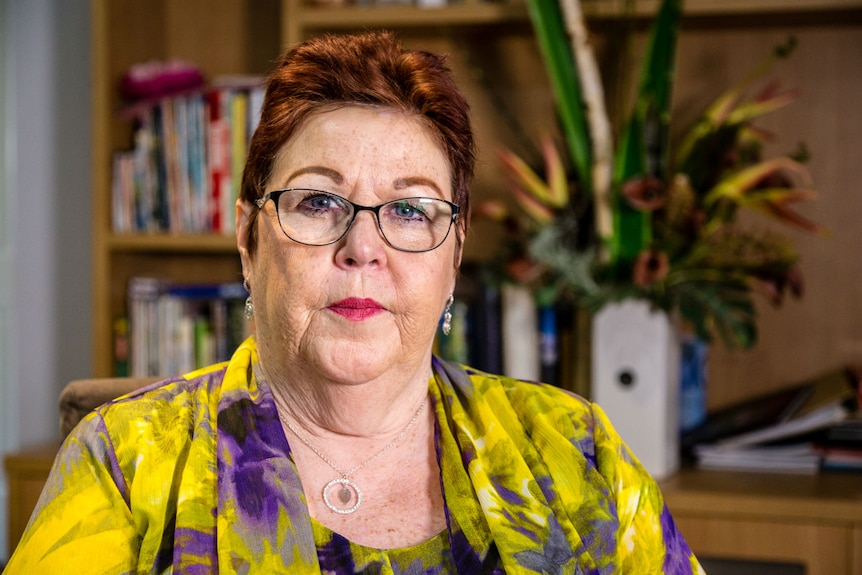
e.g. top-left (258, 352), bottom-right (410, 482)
top-left (526, 0), bottom-right (592, 192)
top-left (673, 279), bottom-right (758, 348)
top-left (612, 0), bottom-right (683, 267)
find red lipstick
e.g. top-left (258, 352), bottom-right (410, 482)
top-left (328, 297), bottom-right (385, 320)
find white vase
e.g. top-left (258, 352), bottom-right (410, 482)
top-left (591, 300), bottom-right (680, 480)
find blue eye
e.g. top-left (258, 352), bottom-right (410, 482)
top-left (297, 193), bottom-right (349, 215)
top-left (304, 194), bottom-right (333, 209)
top-left (390, 201), bottom-right (427, 221)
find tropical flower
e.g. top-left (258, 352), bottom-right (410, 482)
top-left (476, 0), bottom-right (822, 348)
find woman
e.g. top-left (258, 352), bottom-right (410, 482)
top-left (7, 32), bottom-right (704, 574)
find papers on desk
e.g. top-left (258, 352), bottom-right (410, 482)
top-left (711, 401), bottom-right (851, 450)
top-left (685, 367), bottom-right (861, 473)
top-left (695, 443), bottom-right (821, 474)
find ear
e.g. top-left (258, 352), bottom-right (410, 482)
top-left (236, 198), bottom-right (255, 281)
top-left (452, 228), bottom-right (465, 272)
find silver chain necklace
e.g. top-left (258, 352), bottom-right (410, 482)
top-left (278, 395), bottom-right (428, 514)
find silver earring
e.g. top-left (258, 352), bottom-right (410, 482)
top-left (442, 294), bottom-right (454, 336)
top-left (243, 279), bottom-right (254, 320)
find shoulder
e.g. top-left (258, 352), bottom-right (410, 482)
top-left (67, 363), bottom-right (230, 477)
top-left (95, 363), bottom-right (229, 433)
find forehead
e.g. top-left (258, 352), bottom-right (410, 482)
top-left (270, 106), bottom-right (451, 192)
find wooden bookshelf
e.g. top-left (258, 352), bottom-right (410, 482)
top-left (661, 468), bottom-right (862, 575)
top-left (285, 0), bottom-right (862, 38)
top-left (90, 0), bottom-right (282, 376)
top-left (91, 0), bottom-right (862, 402)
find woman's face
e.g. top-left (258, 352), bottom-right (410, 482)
top-left (237, 106), bottom-right (460, 386)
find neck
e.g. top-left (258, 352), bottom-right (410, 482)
top-left (258, 353), bottom-right (433, 440)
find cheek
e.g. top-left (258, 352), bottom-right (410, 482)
top-left (253, 237), bottom-right (322, 329)
top-left (391, 256), bottom-right (455, 324)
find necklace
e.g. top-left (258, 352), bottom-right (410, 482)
top-left (278, 395), bottom-right (428, 514)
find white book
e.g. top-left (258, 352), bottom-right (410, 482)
top-left (501, 283), bottom-right (540, 381)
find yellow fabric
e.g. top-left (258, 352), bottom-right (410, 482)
top-left (6, 337), bottom-right (703, 574)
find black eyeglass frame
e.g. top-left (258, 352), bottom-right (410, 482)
top-left (254, 188), bottom-right (461, 253)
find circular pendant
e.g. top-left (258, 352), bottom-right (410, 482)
top-left (322, 477), bottom-right (362, 514)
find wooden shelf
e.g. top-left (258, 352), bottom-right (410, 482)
top-left (661, 468), bottom-right (862, 574)
top-left (662, 468), bottom-right (862, 524)
top-left (108, 233), bottom-right (239, 254)
top-left (90, 0), bottom-right (274, 376)
top-left (591, 0), bottom-right (862, 16)
top-left (298, 2), bottom-right (528, 29)
top-left (295, 0), bottom-right (862, 33)
top-left (4, 443), bottom-right (62, 553)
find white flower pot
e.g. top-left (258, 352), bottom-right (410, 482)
top-left (592, 300), bottom-right (681, 479)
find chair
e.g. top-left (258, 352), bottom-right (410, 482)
top-left (58, 377), bottom-right (162, 437)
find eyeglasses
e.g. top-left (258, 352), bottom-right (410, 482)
top-left (255, 189), bottom-right (460, 253)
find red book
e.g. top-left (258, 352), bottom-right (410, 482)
top-left (206, 88), bottom-right (231, 233)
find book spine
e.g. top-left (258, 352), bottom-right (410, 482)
top-left (539, 304), bottom-right (559, 387)
top-left (206, 89), bottom-right (229, 232)
top-left (125, 278), bottom-right (249, 376)
top-left (501, 283), bottom-right (540, 381)
top-left (468, 282), bottom-right (503, 374)
top-left (227, 89), bottom-right (249, 235)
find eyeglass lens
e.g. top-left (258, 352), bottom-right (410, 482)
top-left (268, 189), bottom-right (456, 252)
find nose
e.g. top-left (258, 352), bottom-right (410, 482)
top-left (335, 209), bottom-right (388, 267)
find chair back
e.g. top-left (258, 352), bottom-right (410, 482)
top-left (59, 377), bottom-right (162, 437)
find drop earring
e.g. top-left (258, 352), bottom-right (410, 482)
top-left (243, 278), bottom-right (254, 320)
top-left (441, 294), bottom-right (454, 336)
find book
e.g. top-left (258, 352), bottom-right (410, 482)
top-left (227, 88), bottom-right (249, 235)
top-left (126, 277), bottom-right (250, 377)
top-left (465, 272), bottom-right (503, 374)
top-left (694, 443), bottom-right (821, 474)
top-left (538, 304), bottom-right (559, 387)
top-left (819, 445), bottom-right (862, 471)
top-left (711, 401), bottom-right (851, 451)
top-left (682, 367), bottom-right (859, 452)
top-left (111, 78), bottom-right (264, 235)
top-left (501, 283), bottom-right (540, 381)
top-left (687, 367), bottom-right (860, 472)
top-left (206, 88), bottom-right (231, 233)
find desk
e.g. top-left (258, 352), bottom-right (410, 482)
top-left (4, 442), bottom-right (59, 554)
top-left (5, 445), bottom-right (862, 572)
top-left (661, 469), bottom-right (862, 575)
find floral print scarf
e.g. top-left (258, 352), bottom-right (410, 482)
top-left (7, 337), bottom-right (703, 574)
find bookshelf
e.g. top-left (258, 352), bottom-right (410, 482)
top-left (90, 0), bottom-right (282, 376)
top-left (91, 0), bottom-right (862, 396)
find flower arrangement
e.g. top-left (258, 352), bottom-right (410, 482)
top-left (477, 0), bottom-right (822, 348)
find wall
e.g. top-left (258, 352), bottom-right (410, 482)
top-left (674, 20), bottom-right (862, 409)
top-left (0, 0), bottom-right (92, 561)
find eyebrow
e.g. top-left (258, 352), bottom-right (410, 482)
top-left (282, 168), bottom-right (445, 197)
top-left (393, 177), bottom-right (444, 197)
top-left (284, 166), bottom-right (344, 187)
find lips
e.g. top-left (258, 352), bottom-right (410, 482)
top-left (327, 297), bottom-right (385, 320)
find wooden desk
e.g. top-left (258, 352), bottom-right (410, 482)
top-left (5, 445), bottom-right (862, 573)
top-left (661, 469), bottom-right (862, 575)
top-left (4, 442), bottom-right (60, 554)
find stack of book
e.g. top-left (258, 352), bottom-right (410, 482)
top-left (433, 265), bottom-right (587, 391)
top-left (112, 76), bottom-right (265, 235)
top-left (683, 368), bottom-right (862, 474)
top-left (125, 277), bottom-right (251, 377)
